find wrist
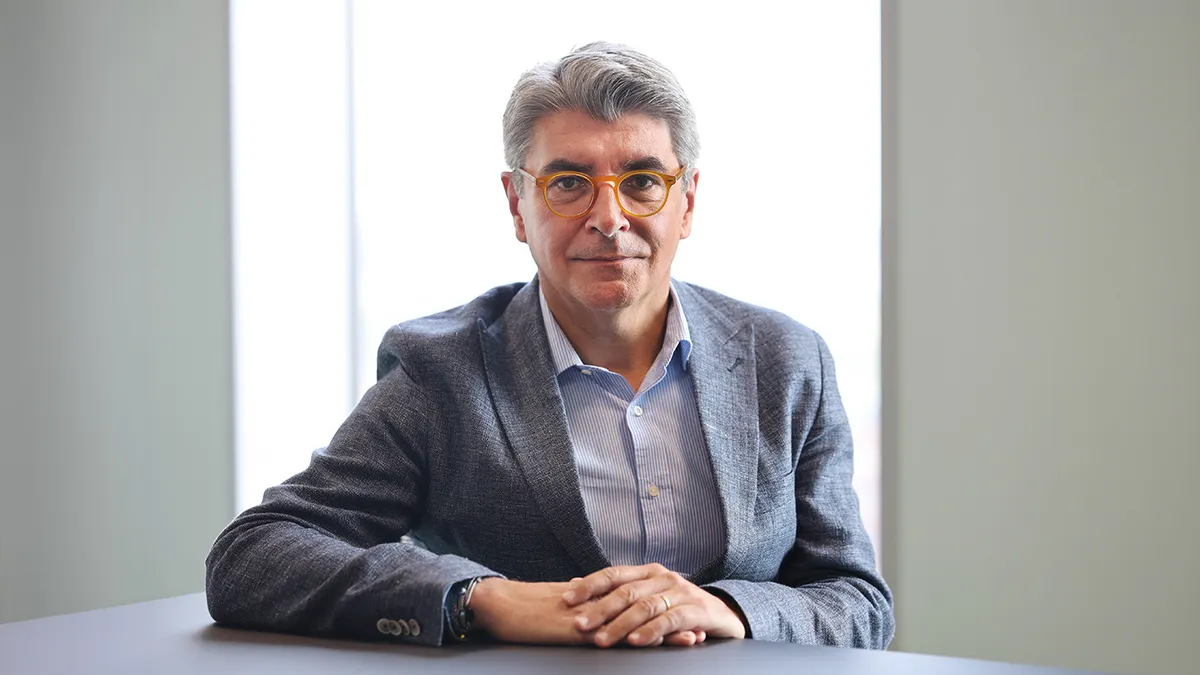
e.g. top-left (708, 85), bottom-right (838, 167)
top-left (724, 600), bottom-right (749, 639)
top-left (467, 577), bottom-right (506, 635)
top-left (445, 576), bottom-right (495, 641)
top-left (708, 589), bottom-right (749, 639)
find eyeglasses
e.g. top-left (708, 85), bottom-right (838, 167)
top-left (516, 166), bottom-right (686, 219)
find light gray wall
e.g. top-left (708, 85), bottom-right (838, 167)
top-left (0, 1), bottom-right (234, 622)
top-left (883, 2), bottom-right (1200, 675)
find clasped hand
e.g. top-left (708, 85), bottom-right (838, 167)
top-left (470, 563), bottom-right (746, 648)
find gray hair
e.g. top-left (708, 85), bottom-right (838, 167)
top-left (502, 42), bottom-right (699, 190)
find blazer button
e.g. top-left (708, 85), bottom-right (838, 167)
top-left (376, 618), bottom-right (391, 634)
top-left (407, 619), bottom-right (421, 637)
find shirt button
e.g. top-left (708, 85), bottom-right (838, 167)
top-left (632, 405), bottom-right (644, 417)
top-left (648, 484), bottom-right (660, 497)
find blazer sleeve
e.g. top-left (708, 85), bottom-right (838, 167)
top-left (703, 333), bottom-right (895, 648)
top-left (204, 363), bottom-right (499, 646)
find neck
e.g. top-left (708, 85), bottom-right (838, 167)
top-left (543, 283), bottom-right (671, 392)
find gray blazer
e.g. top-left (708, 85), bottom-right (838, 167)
top-left (205, 279), bottom-right (894, 648)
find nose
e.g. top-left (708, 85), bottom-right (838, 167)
top-left (584, 179), bottom-right (629, 238)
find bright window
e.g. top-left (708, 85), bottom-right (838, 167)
top-left (232, 0), bottom-right (881, 558)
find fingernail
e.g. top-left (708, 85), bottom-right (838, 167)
top-left (596, 630), bottom-right (609, 644)
top-left (563, 590), bottom-right (578, 603)
top-left (630, 631), bottom-right (643, 643)
top-left (576, 615), bottom-right (590, 629)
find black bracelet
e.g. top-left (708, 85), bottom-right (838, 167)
top-left (447, 576), bottom-right (483, 641)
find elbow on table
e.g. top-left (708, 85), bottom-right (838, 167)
top-left (813, 580), bottom-right (894, 650)
top-left (868, 597), bottom-right (896, 650)
top-left (202, 531), bottom-right (258, 627)
top-left (855, 579), bottom-right (896, 650)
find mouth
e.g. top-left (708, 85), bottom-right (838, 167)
top-left (574, 254), bottom-right (644, 262)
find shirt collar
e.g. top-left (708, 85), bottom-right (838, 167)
top-left (538, 280), bottom-right (693, 376)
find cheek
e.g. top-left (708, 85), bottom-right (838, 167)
top-left (525, 219), bottom-right (571, 258)
top-left (651, 236), bottom-right (680, 262)
top-left (645, 218), bottom-right (686, 254)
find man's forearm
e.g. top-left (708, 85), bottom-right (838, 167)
top-left (702, 577), bottom-right (894, 648)
top-left (205, 519), bottom-right (498, 646)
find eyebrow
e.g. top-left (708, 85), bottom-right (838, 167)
top-left (621, 157), bottom-right (670, 173)
top-left (537, 156), bottom-right (672, 175)
top-left (540, 158), bottom-right (593, 174)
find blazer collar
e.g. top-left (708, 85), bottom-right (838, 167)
top-left (478, 277), bottom-right (611, 574)
top-left (672, 283), bottom-right (758, 584)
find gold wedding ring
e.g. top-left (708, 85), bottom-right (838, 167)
top-left (661, 595), bottom-right (671, 613)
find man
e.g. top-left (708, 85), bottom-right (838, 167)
top-left (205, 42), bottom-right (893, 650)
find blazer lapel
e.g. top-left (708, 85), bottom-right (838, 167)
top-left (478, 279), bottom-right (611, 575)
top-left (676, 284), bottom-right (759, 585)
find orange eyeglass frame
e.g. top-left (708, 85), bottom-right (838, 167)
top-left (516, 166), bottom-right (686, 218)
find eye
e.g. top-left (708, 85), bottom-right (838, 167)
top-left (548, 175), bottom-right (587, 191)
top-left (624, 173), bottom-right (665, 191)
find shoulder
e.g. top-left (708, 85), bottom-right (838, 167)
top-left (675, 283), bottom-right (841, 425)
top-left (375, 281), bottom-right (528, 383)
top-left (675, 281), bottom-right (828, 364)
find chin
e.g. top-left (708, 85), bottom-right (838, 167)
top-left (571, 279), bottom-right (642, 312)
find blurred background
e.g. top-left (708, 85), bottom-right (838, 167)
top-left (0, 2), bottom-right (1196, 675)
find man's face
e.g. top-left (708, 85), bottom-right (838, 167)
top-left (502, 110), bottom-right (698, 317)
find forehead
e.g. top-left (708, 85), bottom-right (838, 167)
top-left (526, 109), bottom-right (678, 171)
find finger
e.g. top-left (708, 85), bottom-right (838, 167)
top-left (563, 564), bottom-right (666, 606)
top-left (573, 574), bottom-right (677, 632)
top-left (596, 593), bottom-right (685, 648)
top-left (663, 631), bottom-right (698, 647)
top-left (623, 605), bottom-right (701, 648)
top-left (695, 629), bottom-right (707, 643)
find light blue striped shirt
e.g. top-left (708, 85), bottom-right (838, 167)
top-left (539, 285), bottom-right (726, 577)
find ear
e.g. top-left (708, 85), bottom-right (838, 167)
top-left (679, 167), bottom-right (699, 240)
top-left (501, 171), bottom-right (528, 243)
